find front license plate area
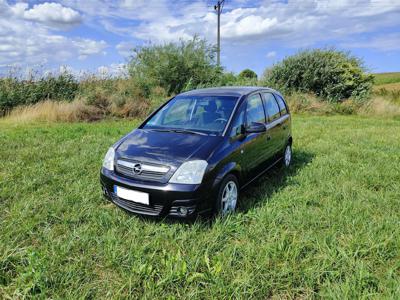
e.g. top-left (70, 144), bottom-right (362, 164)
top-left (114, 185), bottom-right (149, 205)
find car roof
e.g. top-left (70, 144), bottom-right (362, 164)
top-left (178, 86), bottom-right (282, 98)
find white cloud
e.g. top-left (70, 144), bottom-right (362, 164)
top-left (63, 0), bottom-right (400, 49)
top-left (73, 39), bottom-right (107, 60)
top-left (0, 1), bottom-right (106, 68)
top-left (1, 0), bottom-right (400, 72)
top-left (116, 42), bottom-right (135, 58)
top-left (222, 14), bottom-right (280, 39)
top-left (97, 64), bottom-right (128, 78)
top-left (63, 0), bottom-right (214, 43)
top-left (22, 2), bottom-right (82, 28)
top-left (266, 51), bottom-right (276, 58)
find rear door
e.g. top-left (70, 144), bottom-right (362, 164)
top-left (261, 92), bottom-right (283, 156)
top-left (273, 93), bottom-right (291, 150)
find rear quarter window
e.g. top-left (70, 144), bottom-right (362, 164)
top-left (274, 94), bottom-right (288, 115)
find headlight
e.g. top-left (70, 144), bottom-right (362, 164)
top-left (103, 147), bottom-right (115, 171)
top-left (169, 160), bottom-right (208, 184)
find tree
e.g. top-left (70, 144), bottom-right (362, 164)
top-left (239, 69), bottom-right (258, 80)
top-left (128, 37), bottom-right (223, 95)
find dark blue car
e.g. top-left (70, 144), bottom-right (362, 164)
top-left (100, 87), bottom-right (292, 218)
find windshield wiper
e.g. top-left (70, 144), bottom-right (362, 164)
top-left (171, 129), bottom-right (208, 136)
top-left (148, 128), bottom-right (208, 136)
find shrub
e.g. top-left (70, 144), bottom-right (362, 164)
top-left (128, 36), bottom-right (223, 95)
top-left (77, 77), bottom-right (166, 118)
top-left (0, 73), bottom-right (78, 114)
top-left (239, 69), bottom-right (258, 80)
top-left (262, 49), bottom-right (374, 101)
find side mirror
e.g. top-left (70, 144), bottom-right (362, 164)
top-left (246, 122), bottom-right (266, 133)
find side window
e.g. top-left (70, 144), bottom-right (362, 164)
top-left (262, 93), bottom-right (281, 122)
top-left (246, 94), bottom-right (265, 127)
top-left (274, 94), bottom-right (288, 115)
top-left (230, 104), bottom-right (245, 138)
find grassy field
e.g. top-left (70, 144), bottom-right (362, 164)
top-left (373, 72), bottom-right (400, 85)
top-left (1, 115), bottom-right (400, 299)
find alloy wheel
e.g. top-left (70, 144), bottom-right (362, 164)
top-left (221, 180), bottom-right (238, 215)
top-left (284, 145), bottom-right (292, 167)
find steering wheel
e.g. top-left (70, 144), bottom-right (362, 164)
top-left (213, 118), bottom-right (228, 124)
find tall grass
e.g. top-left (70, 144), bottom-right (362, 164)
top-left (1, 77), bottom-right (169, 122)
top-left (373, 86), bottom-right (400, 105)
top-left (5, 100), bottom-right (101, 123)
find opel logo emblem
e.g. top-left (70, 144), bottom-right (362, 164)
top-left (133, 163), bottom-right (142, 174)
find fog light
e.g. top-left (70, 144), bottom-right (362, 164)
top-left (177, 207), bottom-right (188, 216)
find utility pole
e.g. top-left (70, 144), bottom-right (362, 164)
top-left (214, 0), bottom-right (225, 66)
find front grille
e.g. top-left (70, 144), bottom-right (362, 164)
top-left (111, 193), bottom-right (163, 216)
top-left (116, 159), bottom-right (170, 182)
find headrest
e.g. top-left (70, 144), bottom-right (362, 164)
top-left (204, 101), bottom-right (217, 112)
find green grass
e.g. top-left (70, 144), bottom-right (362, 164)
top-left (373, 72), bottom-right (400, 85)
top-left (1, 116), bottom-right (399, 299)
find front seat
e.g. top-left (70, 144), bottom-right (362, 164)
top-left (202, 102), bottom-right (221, 125)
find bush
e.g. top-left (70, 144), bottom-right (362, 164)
top-left (239, 69), bottom-right (258, 80)
top-left (128, 37), bottom-right (223, 95)
top-left (77, 77), bottom-right (162, 118)
top-left (0, 73), bottom-right (78, 114)
top-left (262, 49), bottom-right (374, 101)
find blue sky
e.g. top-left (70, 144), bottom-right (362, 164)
top-left (1, 0), bottom-right (399, 77)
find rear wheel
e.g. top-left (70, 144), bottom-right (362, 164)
top-left (216, 174), bottom-right (239, 216)
top-left (283, 144), bottom-right (292, 167)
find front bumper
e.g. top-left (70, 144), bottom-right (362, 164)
top-left (100, 168), bottom-right (213, 218)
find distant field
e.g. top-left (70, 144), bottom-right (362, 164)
top-left (373, 82), bottom-right (400, 92)
top-left (373, 72), bottom-right (400, 85)
top-left (372, 73), bottom-right (400, 105)
top-left (1, 116), bottom-right (399, 298)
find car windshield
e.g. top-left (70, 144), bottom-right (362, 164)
top-left (142, 95), bottom-right (238, 135)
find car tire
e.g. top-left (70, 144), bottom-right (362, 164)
top-left (216, 174), bottom-right (239, 216)
top-left (282, 144), bottom-right (292, 168)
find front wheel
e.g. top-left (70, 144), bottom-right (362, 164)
top-left (216, 174), bottom-right (239, 216)
top-left (283, 144), bottom-right (292, 167)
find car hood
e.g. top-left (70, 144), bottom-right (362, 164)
top-left (116, 129), bottom-right (222, 166)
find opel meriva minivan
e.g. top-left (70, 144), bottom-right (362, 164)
top-left (100, 87), bottom-right (292, 218)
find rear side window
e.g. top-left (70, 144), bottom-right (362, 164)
top-left (274, 94), bottom-right (288, 115)
top-left (246, 94), bottom-right (265, 126)
top-left (262, 93), bottom-right (280, 122)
